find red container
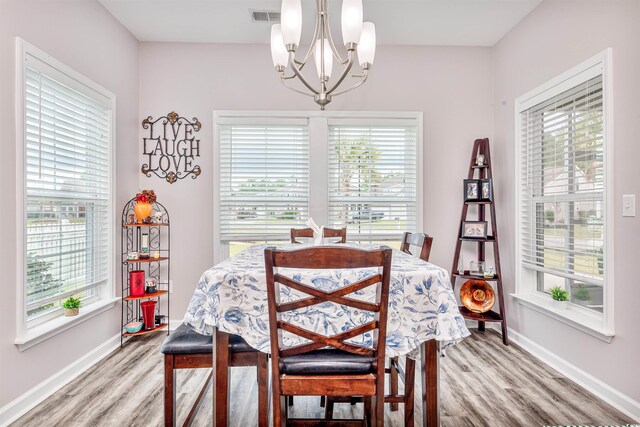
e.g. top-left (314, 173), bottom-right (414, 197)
top-left (129, 270), bottom-right (145, 297)
top-left (140, 300), bottom-right (157, 330)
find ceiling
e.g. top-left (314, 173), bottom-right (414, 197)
top-left (98, 0), bottom-right (543, 47)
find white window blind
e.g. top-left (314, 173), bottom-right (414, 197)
top-left (328, 123), bottom-right (417, 239)
top-left (520, 75), bottom-right (605, 307)
top-left (219, 122), bottom-right (309, 240)
top-left (24, 57), bottom-right (113, 325)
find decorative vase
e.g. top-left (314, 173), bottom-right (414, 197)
top-left (134, 202), bottom-right (153, 223)
top-left (140, 300), bottom-right (157, 330)
top-left (64, 308), bottom-right (79, 316)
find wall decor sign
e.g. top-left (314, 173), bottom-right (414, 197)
top-left (141, 111), bottom-right (201, 183)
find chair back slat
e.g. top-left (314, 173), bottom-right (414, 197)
top-left (290, 227), bottom-right (347, 244)
top-left (400, 231), bottom-right (434, 262)
top-left (273, 246), bottom-right (386, 269)
top-left (290, 227), bottom-right (314, 243)
top-left (322, 227), bottom-right (347, 243)
top-left (265, 246), bottom-right (392, 362)
top-left (275, 274), bottom-right (382, 313)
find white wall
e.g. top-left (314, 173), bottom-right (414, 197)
top-left (138, 42), bottom-right (494, 329)
top-left (0, 0), bottom-right (139, 408)
top-left (492, 0), bottom-right (640, 403)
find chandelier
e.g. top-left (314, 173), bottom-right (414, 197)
top-left (270, 0), bottom-right (376, 110)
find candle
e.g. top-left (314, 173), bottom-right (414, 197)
top-left (153, 251), bottom-right (160, 259)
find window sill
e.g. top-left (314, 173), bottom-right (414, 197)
top-left (15, 297), bottom-right (119, 351)
top-left (511, 293), bottom-right (614, 343)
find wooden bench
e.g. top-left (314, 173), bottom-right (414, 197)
top-left (161, 324), bottom-right (268, 427)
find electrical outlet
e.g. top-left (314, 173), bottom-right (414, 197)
top-left (623, 194), bottom-right (635, 217)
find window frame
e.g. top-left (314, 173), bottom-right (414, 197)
top-left (14, 38), bottom-right (118, 350)
top-left (213, 110), bottom-right (423, 264)
top-left (514, 49), bottom-right (614, 341)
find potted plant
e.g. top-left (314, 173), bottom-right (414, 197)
top-left (62, 296), bottom-right (81, 316)
top-left (134, 189), bottom-right (156, 223)
top-left (550, 286), bottom-right (568, 309)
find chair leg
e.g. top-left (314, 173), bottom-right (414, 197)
top-left (257, 354), bottom-right (269, 427)
top-left (164, 355), bottom-right (175, 427)
top-left (364, 396), bottom-right (372, 427)
top-left (214, 331), bottom-right (230, 427)
top-left (390, 357), bottom-right (399, 411)
top-left (325, 396), bottom-right (335, 420)
top-left (404, 358), bottom-right (416, 427)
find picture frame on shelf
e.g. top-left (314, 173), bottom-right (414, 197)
top-left (480, 179), bottom-right (493, 201)
top-left (462, 220), bottom-right (488, 239)
top-left (463, 179), bottom-right (480, 201)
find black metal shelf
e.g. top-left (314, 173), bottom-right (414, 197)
top-left (121, 198), bottom-right (171, 346)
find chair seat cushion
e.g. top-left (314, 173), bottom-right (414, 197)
top-left (281, 349), bottom-right (374, 375)
top-left (161, 323), bottom-right (255, 354)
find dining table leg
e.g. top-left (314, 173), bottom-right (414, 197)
top-left (421, 339), bottom-right (440, 427)
top-left (212, 328), bottom-right (230, 427)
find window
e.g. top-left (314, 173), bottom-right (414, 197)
top-left (328, 122), bottom-right (417, 239)
top-left (17, 40), bottom-right (115, 336)
top-left (515, 50), bottom-right (613, 338)
top-left (214, 112), bottom-right (422, 260)
top-left (218, 119), bottom-right (309, 242)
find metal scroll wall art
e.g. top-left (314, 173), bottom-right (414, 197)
top-left (141, 111), bottom-right (201, 183)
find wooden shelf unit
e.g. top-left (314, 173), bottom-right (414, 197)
top-left (123, 290), bottom-right (169, 301)
top-left (124, 257), bottom-right (169, 264)
top-left (457, 306), bottom-right (504, 323)
top-left (121, 198), bottom-right (171, 347)
top-left (452, 272), bottom-right (500, 281)
top-left (451, 138), bottom-right (509, 345)
top-left (123, 323), bottom-right (168, 337)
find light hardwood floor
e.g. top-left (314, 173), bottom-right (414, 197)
top-left (12, 329), bottom-right (633, 426)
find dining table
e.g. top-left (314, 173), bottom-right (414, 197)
top-left (183, 243), bottom-right (470, 426)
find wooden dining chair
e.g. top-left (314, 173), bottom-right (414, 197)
top-left (264, 246), bottom-right (392, 426)
top-left (400, 231), bottom-right (433, 262)
top-left (386, 231), bottom-right (433, 415)
top-left (322, 227), bottom-right (347, 243)
top-left (290, 227), bottom-right (347, 244)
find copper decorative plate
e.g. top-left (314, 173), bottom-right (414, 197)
top-left (460, 279), bottom-right (495, 313)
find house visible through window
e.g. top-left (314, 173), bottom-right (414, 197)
top-left (19, 41), bottom-right (115, 328)
top-left (215, 113), bottom-right (422, 260)
top-left (516, 50), bottom-right (611, 331)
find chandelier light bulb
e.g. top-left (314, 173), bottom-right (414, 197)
top-left (357, 22), bottom-right (376, 67)
top-left (314, 38), bottom-right (333, 81)
top-left (281, 0), bottom-right (302, 49)
top-left (270, 25), bottom-right (289, 68)
top-left (341, 0), bottom-right (363, 46)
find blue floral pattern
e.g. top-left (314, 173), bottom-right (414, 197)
top-left (183, 244), bottom-right (469, 358)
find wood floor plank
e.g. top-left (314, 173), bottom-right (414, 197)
top-left (11, 329), bottom-right (634, 426)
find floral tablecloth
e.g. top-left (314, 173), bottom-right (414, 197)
top-left (183, 244), bottom-right (469, 358)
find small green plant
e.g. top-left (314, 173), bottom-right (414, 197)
top-left (549, 286), bottom-right (568, 302)
top-left (573, 285), bottom-right (590, 301)
top-left (62, 296), bottom-right (81, 310)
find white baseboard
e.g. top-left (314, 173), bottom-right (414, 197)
top-left (0, 333), bottom-right (121, 427)
top-left (481, 324), bottom-right (640, 422)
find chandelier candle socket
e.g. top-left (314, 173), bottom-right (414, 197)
top-left (270, 0), bottom-right (376, 109)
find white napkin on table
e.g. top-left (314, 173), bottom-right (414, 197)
top-left (306, 217), bottom-right (325, 246)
